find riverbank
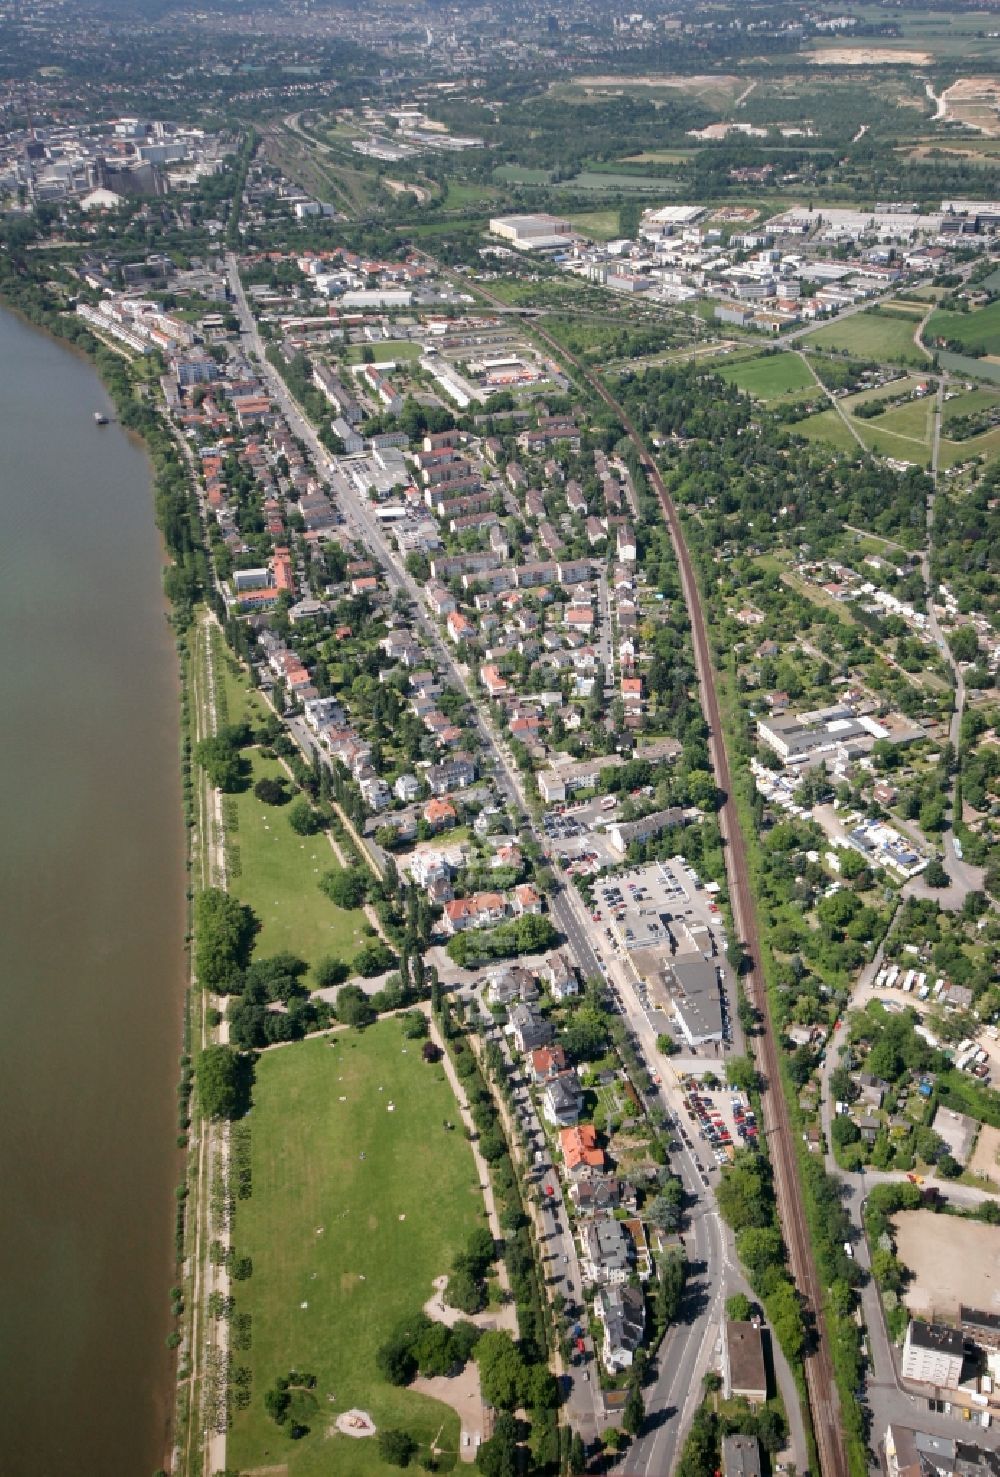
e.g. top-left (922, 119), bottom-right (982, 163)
top-left (0, 295), bottom-right (191, 1477)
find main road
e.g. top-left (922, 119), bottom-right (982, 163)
top-left (520, 314), bottom-right (851, 1477)
top-left (227, 253), bottom-right (745, 1464)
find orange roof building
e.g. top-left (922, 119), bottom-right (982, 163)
top-left (560, 1124), bottom-right (606, 1172)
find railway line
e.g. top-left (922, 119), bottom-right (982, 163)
top-left (525, 319), bottom-right (850, 1477)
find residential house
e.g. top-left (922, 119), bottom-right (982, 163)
top-left (488, 965), bottom-right (539, 1007)
top-left (542, 1072), bottom-right (584, 1127)
top-left (509, 1003), bottom-right (553, 1054)
top-left (513, 883), bottom-right (543, 916)
top-left (596, 1284), bottom-right (646, 1373)
top-left (570, 1174), bottom-right (637, 1218)
top-left (545, 951), bottom-right (578, 1000)
top-left (394, 773), bottom-right (422, 803)
top-left (530, 1044), bottom-right (567, 1083)
top-left (722, 1436), bottom-right (763, 1477)
top-left (724, 1321), bottom-right (767, 1405)
top-left (424, 797), bottom-right (457, 831)
top-left (443, 891), bottom-right (507, 934)
top-left (560, 1124), bottom-right (606, 1173)
top-left (359, 772), bottom-right (391, 811)
top-left (579, 1214), bottom-right (633, 1286)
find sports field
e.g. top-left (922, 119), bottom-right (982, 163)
top-left (804, 310), bottom-right (928, 366)
top-left (228, 1024), bottom-right (487, 1476)
top-left (229, 750), bottom-right (367, 972)
top-left (717, 351), bottom-right (816, 402)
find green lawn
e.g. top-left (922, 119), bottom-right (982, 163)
top-left (784, 407), bottom-right (860, 454)
top-left (228, 1025), bottom-right (486, 1477)
top-left (342, 341), bottom-right (423, 365)
top-left (926, 299), bottom-right (1000, 358)
top-left (868, 396), bottom-right (934, 442)
top-left (229, 750), bottom-right (367, 972)
top-left (840, 375), bottom-right (924, 414)
top-left (804, 310), bottom-right (928, 366)
top-left (717, 351), bottom-right (816, 402)
top-left (563, 208), bottom-right (623, 241)
top-left (943, 388), bottom-right (1000, 426)
top-left (940, 424), bottom-right (1000, 469)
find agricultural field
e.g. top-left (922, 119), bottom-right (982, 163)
top-left (716, 350), bottom-right (816, 402)
top-left (804, 309), bottom-right (929, 366)
top-left (228, 750), bottom-right (367, 973)
top-left (926, 299), bottom-right (1000, 358)
top-left (228, 1023), bottom-right (487, 1477)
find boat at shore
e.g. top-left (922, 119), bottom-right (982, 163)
top-left (94, 411), bottom-right (108, 425)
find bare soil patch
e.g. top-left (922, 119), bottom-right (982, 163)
top-left (412, 1363), bottom-right (485, 1463)
top-left (969, 1123), bottom-right (1000, 1186)
top-left (895, 1209), bottom-right (1000, 1319)
top-left (807, 47), bottom-right (930, 65)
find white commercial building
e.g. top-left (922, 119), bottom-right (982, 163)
top-left (901, 1321), bottom-right (965, 1388)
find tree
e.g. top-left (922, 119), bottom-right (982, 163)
top-left (336, 984), bottom-right (375, 1029)
top-left (195, 732), bottom-right (244, 791)
top-left (354, 940), bottom-right (397, 977)
top-left (832, 1116), bottom-right (860, 1149)
top-left (314, 955), bottom-right (349, 988)
top-left (378, 1429), bottom-right (417, 1468)
top-left (725, 1055), bottom-right (759, 1094)
top-left (288, 796), bottom-right (320, 835)
top-left (376, 1333), bottom-right (418, 1386)
top-left (194, 888), bottom-right (256, 991)
top-left (569, 1431), bottom-right (587, 1475)
top-left (656, 1251), bottom-right (686, 1327)
top-left (725, 1293), bottom-right (753, 1322)
top-left (477, 1411), bottom-right (519, 1477)
top-left (321, 866), bottom-right (370, 910)
top-left (622, 1385), bottom-right (645, 1438)
top-left (648, 1184), bottom-right (683, 1231)
top-left (924, 858), bottom-right (949, 889)
top-left (475, 1331), bottom-right (527, 1410)
top-left (254, 776), bottom-right (287, 805)
top-left (196, 1045), bottom-right (241, 1120)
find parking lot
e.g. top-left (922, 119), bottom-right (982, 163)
top-left (677, 1076), bottom-right (757, 1166)
top-left (592, 858), bottom-right (724, 958)
top-left (542, 798), bottom-right (621, 872)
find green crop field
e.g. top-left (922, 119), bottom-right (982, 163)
top-left (804, 310), bottom-right (928, 366)
top-left (717, 351), bottom-right (816, 401)
top-left (228, 1025), bottom-right (486, 1477)
top-left (229, 750), bottom-right (367, 972)
top-left (926, 299), bottom-right (1000, 358)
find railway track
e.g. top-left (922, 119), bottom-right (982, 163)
top-left (411, 251), bottom-right (849, 1475)
top-left (528, 322), bottom-right (850, 1477)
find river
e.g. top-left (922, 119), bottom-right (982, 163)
top-left (0, 307), bottom-right (186, 1476)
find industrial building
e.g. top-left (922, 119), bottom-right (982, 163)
top-left (489, 214), bottom-right (578, 251)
